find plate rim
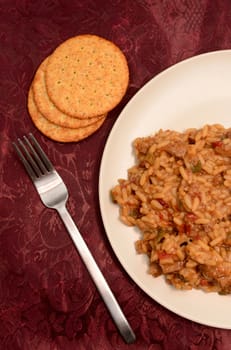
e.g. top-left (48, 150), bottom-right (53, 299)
top-left (99, 49), bottom-right (231, 329)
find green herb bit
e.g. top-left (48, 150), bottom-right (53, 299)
top-left (177, 198), bottom-right (184, 211)
top-left (218, 290), bottom-right (230, 295)
top-left (191, 160), bottom-right (202, 173)
top-left (129, 208), bottom-right (140, 218)
top-left (156, 227), bottom-right (165, 243)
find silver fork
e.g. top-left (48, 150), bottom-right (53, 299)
top-left (13, 133), bottom-right (136, 344)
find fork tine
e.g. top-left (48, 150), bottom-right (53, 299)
top-left (12, 141), bottom-right (37, 181)
top-left (17, 137), bottom-right (43, 177)
top-left (28, 133), bottom-right (53, 172)
top-left (23, 135), bottom-right (48, 174)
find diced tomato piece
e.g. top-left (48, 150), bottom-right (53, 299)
top-left (157, 250), bottom-right (172, 260)
top-left (184, 223), bottom-right (191, 234)
top-left (157, 199), bottom-right (169, 208)
top-left (212, 140), bottom-right (223, 148)
top-left (186, 213), bottom-right (197, 221)
top-left (178, 223), bottom-right (190, 234)
top-left (194, 234), bottom-right (201, 240)
top-left (200, 279), bottom-right (209, 286)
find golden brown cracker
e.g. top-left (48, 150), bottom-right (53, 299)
top-left (32, 57), bottom-right (104, 128)
top-left (45, 34), bottom-right (129, 118)
top-left (28, 88), bottom-right (106, 142)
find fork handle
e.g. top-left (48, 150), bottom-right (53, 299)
top-left (56, 205), bottom-right (136, 344)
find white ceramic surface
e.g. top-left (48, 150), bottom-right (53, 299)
top-left (99, 50), bottom-right (231, 329)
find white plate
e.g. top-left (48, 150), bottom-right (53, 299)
top-left (99, 50), bottom-right (231, 329)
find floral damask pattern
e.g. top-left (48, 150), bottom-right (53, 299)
top-left (1, 0), bottom-right (231, 349)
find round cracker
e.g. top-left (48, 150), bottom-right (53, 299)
top-left (27, 88), bottom-right (106, 142)
top-left (45, 34), bottom-right (129, 118)
top-left (32, 56), bottom-right (104, 128)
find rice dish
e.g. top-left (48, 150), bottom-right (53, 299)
top-left (111, 124), bottom-right (231, 294)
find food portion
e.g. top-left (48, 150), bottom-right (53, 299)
top-left (45, 34), bottom-right (129, 118)
top-left (28, 34), bottom-right (129, 142)
top-left (111, 124), bottom-right (231, 294)
top-left (28, 88), bottom-right (106, 143)
top-left (32, 57), bottom-right (104, 129)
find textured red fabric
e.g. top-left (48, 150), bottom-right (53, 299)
top-left (1, 1), bottom-right (231, 349)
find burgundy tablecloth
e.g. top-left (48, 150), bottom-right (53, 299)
top-left (1, 1), bottom-right (231, 349)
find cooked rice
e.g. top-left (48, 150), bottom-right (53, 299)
top-left (111, 124), bottom-right (231, 294)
